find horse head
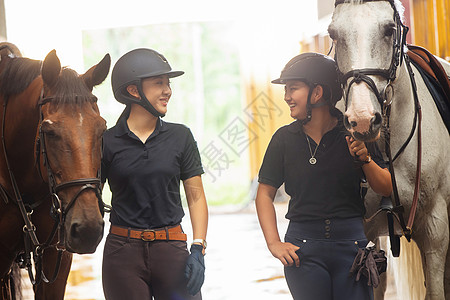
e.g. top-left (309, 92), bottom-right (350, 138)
top-left (328, 0), bottom-right (406, 141)
top-left (39, 50), bottom-right (110, 253)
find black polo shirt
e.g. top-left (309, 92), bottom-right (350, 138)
top-left (101, 109), bottom-right (204, 229)
top-left (258, 114), bottom-right (386, 222)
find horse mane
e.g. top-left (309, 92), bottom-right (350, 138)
top-left (52, 67), bottom-right (93, 104)
top-left (0, 57), bottom-right (41, 99)
top-left (0, 57), bottom-right (93, 104)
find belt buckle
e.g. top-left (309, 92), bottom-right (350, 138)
top-left (141, 229), bottom-right (156, 241)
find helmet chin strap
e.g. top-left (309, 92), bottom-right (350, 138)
top-left (300, 85), bottom-right (331, 125)
top-left (300, 84), bottom-right (316, 125)
top-left (136, 83), bottom-right (165, 118)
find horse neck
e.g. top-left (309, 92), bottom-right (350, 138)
top-left (3, 77), bottom-right (44, 191)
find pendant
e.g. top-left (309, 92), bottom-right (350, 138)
top-left (309, 157), bottom-right (317, 165)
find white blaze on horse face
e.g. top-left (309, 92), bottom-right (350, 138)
top-left (345, 8), bottom-right (377, 134)
top-left (79, 113), bottom-right (83, 125)
top-left (347, 83), bottom-right (374, 134)
top-left (43, 119), bottom-right (54, 125)
top-left (342, 5), bottom-right (378, 134)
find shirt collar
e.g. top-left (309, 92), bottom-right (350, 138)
top-left (114, 107), bottom-right (168, 137)
top-left (287, 108), bottom-right (345, 134)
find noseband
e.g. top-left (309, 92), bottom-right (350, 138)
top-left (334, 0), bottom-right (408, 114)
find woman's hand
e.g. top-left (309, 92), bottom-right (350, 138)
top-left (268, 241), bottom-right (300, 267)
top-left (346, 136), bottom-right (369, 162)
top-left (345, 137), bottom-right (393, 196)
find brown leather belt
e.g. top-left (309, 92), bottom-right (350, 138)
top-left (110, 224), bottom-right (187, 241)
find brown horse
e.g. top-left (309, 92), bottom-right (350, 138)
top-left (0, 43), bottom-right (110, 299)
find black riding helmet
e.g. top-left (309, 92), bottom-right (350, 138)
top-left (272, 52), bottom-right (342, 124)
top-left (111, 48), bottom-right (184, 117)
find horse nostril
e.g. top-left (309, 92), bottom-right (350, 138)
top-left (70, 223), bottom-right (80, 239)
top-left (344, 115), bottom-right (352, 129)
top-left (371, 113), bottom-right (382, 126)
top-left (345, 115), bottom-right (357, 128)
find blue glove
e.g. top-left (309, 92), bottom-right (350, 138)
top-left (184, 244), bottom-right (205, 295)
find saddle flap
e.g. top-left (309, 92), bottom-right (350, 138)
top-left (407, 44), bottom-right (450, 101)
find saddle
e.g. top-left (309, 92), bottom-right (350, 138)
top-left (407, 44), bottom-right (450, 132)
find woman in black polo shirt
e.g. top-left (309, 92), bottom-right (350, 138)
top-left (255, 53), bottom-right (392, 300)
top-left (101, 48), bottom-right (208, 300)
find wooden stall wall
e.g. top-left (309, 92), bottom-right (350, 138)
top-left (410, 0), bottom-right (450, 61)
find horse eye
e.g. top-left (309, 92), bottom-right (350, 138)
top-left (41, 123), bottom-right (58, 138)
top-left (44, 129), bottom-right (58, 138)
top-left (384, 25), bottom-right (396, 37)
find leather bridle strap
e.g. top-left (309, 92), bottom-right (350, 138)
top-left (403, 55), bottom-right (422, 235)
top-left (342, 69), bottom-right (387, 109)
top-left (55, 178), bottom-right (102, 214)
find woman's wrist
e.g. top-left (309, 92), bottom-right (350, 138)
top-left (192, 238), bottom-right (207, 249)
top-left (360, 153), bottom-right (372, 164)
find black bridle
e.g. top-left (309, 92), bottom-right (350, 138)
top-left (1, 89), bottom-right (106, 286)
top-left (36, 95), bottom-right (104, 223)
top-left (334, 0), bottom-right (408, 114)
top-left (334, 0), bottom-right (423, 256)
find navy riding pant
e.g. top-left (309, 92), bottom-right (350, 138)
top-left (284, 217), bottom-right (373, 300)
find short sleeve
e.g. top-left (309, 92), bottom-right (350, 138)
top-left (180, 129), bottom-right (204, 181)
top-left (258, 133), bottom-right (284, 189)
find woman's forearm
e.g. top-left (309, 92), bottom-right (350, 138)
top-left (255, 183), bottom-right (281, 246)
top-left (184, 176), bottom-right (208, 240)
top-left (363, 163), bottom-right (393, 197)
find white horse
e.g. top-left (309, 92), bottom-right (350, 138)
top-left (328, 0), bottom-right (450, 299)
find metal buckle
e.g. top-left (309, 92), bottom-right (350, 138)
top-left (141, 230), bottom-right (156, 241)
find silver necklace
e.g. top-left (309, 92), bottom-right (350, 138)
top-left (306, 135), bottom-right (319, 165)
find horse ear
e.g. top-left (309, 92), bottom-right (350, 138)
top-left (82, 54), bottom-right (111, 91)
top-left (41, 50), bottom-right (61, 88)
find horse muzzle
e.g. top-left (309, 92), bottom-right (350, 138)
top-left (344, 111), bottom-right (382, 142)
top-left (65, 218), bottom-right (104, 254)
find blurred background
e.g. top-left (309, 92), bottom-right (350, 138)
top-left (1, 0), bottom-right (449, 299)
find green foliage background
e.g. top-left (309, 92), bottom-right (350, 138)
top-left (82, 21), bottom-right (250, 207)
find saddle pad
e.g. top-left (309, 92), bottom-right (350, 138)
top-left (407, 45), bottom-right (450, 133)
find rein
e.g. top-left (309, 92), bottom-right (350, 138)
top-left (334, 0), bottom-right (423, 249)
top-left (1, 88), bottom-right (104, 286)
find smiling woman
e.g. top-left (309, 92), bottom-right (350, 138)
top-left (255, 52), bottom-right (392, 300)
top-left (100, 48), bottom-right (208, 300)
